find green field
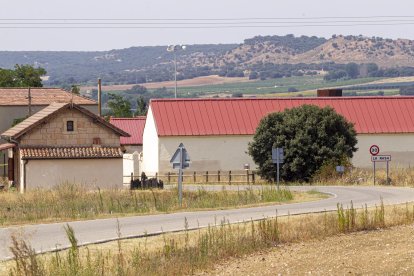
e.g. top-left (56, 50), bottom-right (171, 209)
top-left (156, 76), bottom-right (383, 97)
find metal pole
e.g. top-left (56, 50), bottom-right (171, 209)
top-left (277, 150), bottom-right (280, 190)
top-left (174, 52), bottom-right (177, 98)
top-left (178, 168), bottom-right (183, 207)
top-left (373, 161), bottom-right (376, 186)
top-left (386, 161), bottom-right (389, 185)
top-left (98, 78), bottom-right (102, 116)
top-left (178, 146), bottom-right (183, 206)
top-left (28, 87), bottom-right (32, 117)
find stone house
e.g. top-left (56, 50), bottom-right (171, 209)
top-left (0, 87), bottom-right (98, 178)
top-left (1, 102), bottom-right (129, 192)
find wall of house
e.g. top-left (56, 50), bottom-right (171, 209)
top-left (352, 134), bottom-right (414, 168)
top-left (150, 133), bottom-right (414, 173)
top-left (0, 106), bottom-right (45, 142)
top-left (0, 105), bottom-right (98, 144)
top-left (24, 158), bottom-right (123, 190)
top-left (142, 106), bottom-right (159, 175)
top-left (19, 107), bottom-right (119, 147)
top-left (157, 135), bottom-right (255, 173)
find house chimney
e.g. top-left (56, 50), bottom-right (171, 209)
top-left (317, 88), bottom-right (342, 97)
top-left (98, 78), bottom-right (102, 116)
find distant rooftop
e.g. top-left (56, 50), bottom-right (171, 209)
top-left (110, 117), bottom-right (146, 145)
top-left (0, 87), bottom-right (96, 106)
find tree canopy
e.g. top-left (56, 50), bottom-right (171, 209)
top-left (0, 64), bottom-right (46, 87)
top-left (135, 96), bottom-right (148, 116)
top-left (107, 93), bottom-right (132, 117)
top-left (248, 105), bottom-right (357, 182)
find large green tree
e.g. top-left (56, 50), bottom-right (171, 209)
top-left (248, 105), bottom-right (357, 182)
top-left (107, 93), bottom-right (132, 117)
top-left (0, 64), bottom-right (46, 87)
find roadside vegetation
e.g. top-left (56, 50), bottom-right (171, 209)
top-left (0, 183), bottom-right (326, 226)
top-left (312, 166), bottom-right (414, 186)
top-left (6, 200), bottom-right (414, 275)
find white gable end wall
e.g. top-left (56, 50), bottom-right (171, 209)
top-left (142, 106), bottom-right (159, 176)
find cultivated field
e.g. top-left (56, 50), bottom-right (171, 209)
top-left (203, 223), bottom-right (414, 275)
top-left (81, 75), bottom-right (250, 92)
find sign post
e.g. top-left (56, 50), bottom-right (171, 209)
top-left (369, 145), bottom-right (380, 186)
top-left (272, 147), bottom-right (284, 190)
top-left (170, 143), bottom-right (190, 206)
top-left (371, 155), bottom-right (391, 185)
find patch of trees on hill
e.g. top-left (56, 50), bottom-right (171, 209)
top-left (244, 34), bottom-right (327, 53)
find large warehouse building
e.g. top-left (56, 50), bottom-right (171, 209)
top-left (142, 97), bottom-right (414, 175)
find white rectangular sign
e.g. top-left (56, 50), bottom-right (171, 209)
top-left (371, 155), bottom-right (391, 162)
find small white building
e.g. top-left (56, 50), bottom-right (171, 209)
top-left (142, 97), bottom-right (414, 175)
top-left (110, 117), bottom-right (146, 185)
top-left (1, 102), bottom-right (129, 192)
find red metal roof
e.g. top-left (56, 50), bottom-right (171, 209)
top-left (149, 97), bottom-right (414, 136)
top-left (110, 117), bottom-right (146, 145)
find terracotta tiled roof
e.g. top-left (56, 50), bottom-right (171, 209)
top-left (149, 97), bottom-right (414, 135)
top-left (110, 117), bottom-right (146, 145)
top-left (0, 88), bottom-right (96, 106)
top-left (20, 146), bottom-right (123, 159)
top-left (0, 143), bottom-right (14, 151)
top-left (1, 102), bottom-right (130, 140)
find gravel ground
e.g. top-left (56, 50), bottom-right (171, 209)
top-left (201, 224), bottom-right (414, 275)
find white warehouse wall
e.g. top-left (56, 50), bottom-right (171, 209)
top-left (143, 132), bottom-right (414, 173)
top-left (352, 134), bottom-right (414, 168)
top-left (142, 106), bottom-right (159, 176)
top-left (158, 135), bottom-right (255, 173)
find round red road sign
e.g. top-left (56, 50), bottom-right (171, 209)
top-left (369, 145), bottom-right (380, 156)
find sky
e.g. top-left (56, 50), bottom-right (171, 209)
top-left (1, 0), bottom-right (414, 51)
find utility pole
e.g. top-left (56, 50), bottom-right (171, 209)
top-left (167, 45), bottom-right (186, 99)
top-left (28, 87), bottom-right (32, 117)
top-left (98, 78), bottom-right (102, 117)
top-left (174, 51), bottom-right (177, 99)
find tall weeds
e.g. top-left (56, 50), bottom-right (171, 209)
top-left (0, 184), bottom-right (293, 226)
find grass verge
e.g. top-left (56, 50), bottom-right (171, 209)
top-left (0, 183), bottom-right (324, 226)
top-left (5, 200), bottom-right (414, 275)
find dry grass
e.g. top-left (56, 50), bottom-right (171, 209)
top-left (0, 183), bottom-right (307, 226)
top-left (6, 200), bottom-right (414, 276)
top-left (313, 167), bottom-right (414, 186)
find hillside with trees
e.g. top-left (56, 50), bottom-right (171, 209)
top-left (2, 34), bottom-right (414, 86)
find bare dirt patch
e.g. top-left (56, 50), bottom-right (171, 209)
top-left (202, 224), bottom-right (414, 275)
top-left (81, 75), bottom-right (250, 92)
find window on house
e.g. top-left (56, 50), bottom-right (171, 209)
top-left (66, 120), bottom-right (74, 132)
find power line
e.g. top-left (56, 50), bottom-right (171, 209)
top-left (2, 22), bottom-right (414, 29)
top-left (1, 15), bottom-right (414, 21)
top-left (2, 19), bottom-right (414, 25)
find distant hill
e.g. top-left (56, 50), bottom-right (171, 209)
top-left (1, 34), bottom-right (414, 86)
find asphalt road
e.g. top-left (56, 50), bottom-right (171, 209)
top-left (1, 185), bottom-right (414, 261)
